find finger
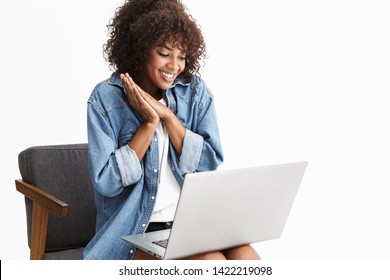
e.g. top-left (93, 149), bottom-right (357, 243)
top-left (121, 74), bottom-right (160, 119)
top-left (121, 74), bottom-right (131, 94)
top-left (137, 87), bottom-right (151, 102)
top-left (128, 82), bottom-right (155, 113)
top-left (123, 74), bottom-right (148, 98)
top-left (124, 73), bottom-right (137, 88)
top-left (124, 76), bottom-right (144, 106)
top-left (122, 78), bottom-right (143, 114)
top-left (125, 77), bottom-right (152, 106)
top-left (122, 74), bottom-right (139, 100)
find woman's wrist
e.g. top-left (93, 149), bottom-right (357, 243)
top-left (161, 108), bottom-right (175, 123)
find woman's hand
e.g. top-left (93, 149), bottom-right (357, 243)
top-left (120, 73), bottom-right (159, 160)
top-left (121, 73), bottom-right (185, 156)
top-left (120, 73), bottom-right (160, 125)
top-left (130, 79), bottom-right (174, 122)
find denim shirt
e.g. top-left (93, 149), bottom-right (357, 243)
top-left (83, 72), bottom-right (223, 259)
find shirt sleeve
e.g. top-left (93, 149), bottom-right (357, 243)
top-left (175, 79), bottom-right (224, 177)
top-left (87, 98), bottom-right (142, 197)
top-left (178, 129), bottom-right (204, 174)
top-left (114, 145), bottom-right (142, 186)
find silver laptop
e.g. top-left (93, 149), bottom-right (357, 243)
top-left (122, 161), bottom-right (308, 259)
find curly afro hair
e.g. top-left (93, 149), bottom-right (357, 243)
top-left (103, 0), bottom-right (206, 83)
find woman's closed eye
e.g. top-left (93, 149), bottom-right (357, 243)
top-left (158, 52), bottom-right (169, 57)
top-left (158, 52), bottom-right (186, 60)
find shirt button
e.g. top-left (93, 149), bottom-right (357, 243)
top-left (151, 196), bottom-right (155, 200)
top-left (142, 224), bottom-right (146, 227)
top-left (171, 167), bottom-right (175, 171)
top-left (154, 169), bottom-right (158, 173)
top-left (130, 250), bottom-right (134, 254)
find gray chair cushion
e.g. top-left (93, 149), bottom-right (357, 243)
top-left (44, 247), bottom-right (85, 260)
top-left (18, 144), bottom-right (96, 257)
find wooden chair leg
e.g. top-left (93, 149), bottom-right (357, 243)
top-left (30, 201), bottom-right (49, 260)
top-left (15, 179), bottom-right (69, 260)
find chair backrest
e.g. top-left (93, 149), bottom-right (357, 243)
top-left (18, 144), bottom-right (96, 252)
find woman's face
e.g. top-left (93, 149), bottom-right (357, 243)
top-left (139, 40), bottom-right (186, 97)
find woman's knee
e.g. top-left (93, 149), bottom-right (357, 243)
top-left (133, 249), bottom-right (159, 260)
top-left (222, 244), bottom-right (261, 260)
top-left (181, 251), bottom-right (227, 260)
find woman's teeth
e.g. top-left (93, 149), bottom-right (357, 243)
top-left (160, 71), bottom-right (174, 79)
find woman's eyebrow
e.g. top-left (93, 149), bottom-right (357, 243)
top-left (160, 45), bottom-right (186, 54)
top-left (161, 45), bottom-right (173, 51)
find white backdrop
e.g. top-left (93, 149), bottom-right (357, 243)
top-left (1, 0), bottom-right (389, 260)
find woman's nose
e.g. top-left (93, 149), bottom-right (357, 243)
top-left (166, 57), bottom-right (180, 71)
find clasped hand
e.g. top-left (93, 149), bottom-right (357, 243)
top-left (120, 73), bottom-right (172, 125)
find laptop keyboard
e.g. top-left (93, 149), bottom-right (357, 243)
top-left (152, 239), bottom-right (169, 248)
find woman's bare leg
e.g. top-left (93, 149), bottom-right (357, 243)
top-left (221, 244), bottom-right (261, 260)
top-left (181, 251), bottom-right (227, 260)
top-left (133, 249), bottom-right (227, 260)
top-left (133, 245), bottom-right (260, 260)
top-left (133, 249), bottom-right (159, 260)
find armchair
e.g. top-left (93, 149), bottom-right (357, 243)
top-left (16, 144), bottom-right (96, 260)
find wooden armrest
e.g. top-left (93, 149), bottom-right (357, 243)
top-left (15, 179), bottom-right (69, 217)
top-left (15, 179), bottom-right (70, 259)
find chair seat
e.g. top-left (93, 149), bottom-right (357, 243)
top-left (44, 247), bottom-right (85, 260)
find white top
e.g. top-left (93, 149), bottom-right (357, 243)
top-left (149, 98), bottom-right (181, 222)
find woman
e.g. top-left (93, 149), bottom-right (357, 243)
top-left (84, 0), bottom-right (260, 260)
